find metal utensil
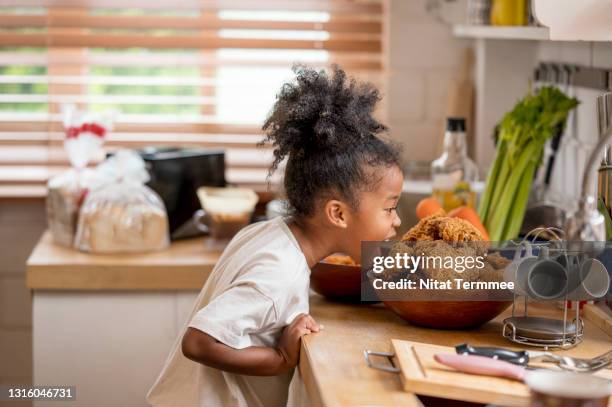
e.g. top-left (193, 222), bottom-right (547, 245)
top-left (551, 350), bottom-right (612, 372)
top-left (597, 92), bottom-right (612, 166)
top-left (565, 120), bottom-right (612, 245)
top-left (597, 92), bottom-right (612, 232)
top-left (456, 343), bottom-right (612, 372)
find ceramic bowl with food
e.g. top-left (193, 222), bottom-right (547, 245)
top-left (383, 299), bottom-right (511, 329)
top-left (377, 213), bottom-right (512, 329)
top-left (310, 254), bottom-right (368, 302)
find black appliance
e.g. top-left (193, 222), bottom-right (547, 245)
top-left (134, 147), bottom-right (226, 239)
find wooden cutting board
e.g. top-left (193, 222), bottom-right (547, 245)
top-left (584, 304), bottom-right (612, 337)
top-left (390, 340), bottom-right (612, 406)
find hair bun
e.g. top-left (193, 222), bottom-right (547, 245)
top-left (262, 65), bottom-right (387, 168)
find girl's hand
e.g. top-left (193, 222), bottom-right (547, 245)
top-left (276, 313), bottom-right (321, 370)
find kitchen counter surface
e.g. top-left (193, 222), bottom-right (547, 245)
top-left (26, 231), bottom-right (611, 406)
top-left (26, 230), bottom-right (224, 290)
top-left (303, 295), bottom-right (612, 407)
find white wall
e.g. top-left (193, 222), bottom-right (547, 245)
top-left (387, 0), bottom-right (472, 162)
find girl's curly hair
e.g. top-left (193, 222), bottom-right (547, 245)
top-left (261, 65), bottom-right (401, 217)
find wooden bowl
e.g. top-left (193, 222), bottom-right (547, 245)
top-left (383, 300), bottom-right (511, 329)
top-left (310, 261), bottom-right (363, 301)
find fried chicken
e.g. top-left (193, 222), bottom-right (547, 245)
top-left (323, 254), bottom-right (359, 266)
top-left (401, 213), bottom-right (483, 243)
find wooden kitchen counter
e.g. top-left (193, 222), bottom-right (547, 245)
top-left (303, 295), bottom-right (612, 407)
top-left (25, 230), bottom-right (612, 406)
top-left (26, 230), bottom-right (225, 290)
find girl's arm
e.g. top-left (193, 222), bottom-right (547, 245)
top-left (181, 313), bottom-right (320, 376)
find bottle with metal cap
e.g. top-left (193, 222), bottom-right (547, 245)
top-left (431, 118), bottom-right (478, 211)
top-left (597, 91), bottom-right (612, 222)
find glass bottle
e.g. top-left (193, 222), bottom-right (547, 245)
top-left (431, 118), bottom-right (478, 211)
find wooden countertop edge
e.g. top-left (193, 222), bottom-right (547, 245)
top-left (300, 332), bottom-right (423, 407)
top-left (26, 230), bottom-right (223, 290)
top-left (299, 338), bottom-right (327, 407)
top-left (26, 265), bottom-right (213, 290)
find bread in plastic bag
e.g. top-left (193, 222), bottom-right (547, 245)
top-left (46, 105), bottom-right (111, 247)
top-left (74, 149), bottom-right (170, 253)
top-left (47, 169), bottom-right (97, 246)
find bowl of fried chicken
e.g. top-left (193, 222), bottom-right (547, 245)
top-left (377, 213), bottom-right (512, 329)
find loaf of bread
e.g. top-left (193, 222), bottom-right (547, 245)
top-left (75, 185), bottom-right (169, 253)
top-left (46, 169), bottom-right (95, 247)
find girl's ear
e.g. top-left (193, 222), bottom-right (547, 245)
top-left (324, 199), bottom-right (350, 228)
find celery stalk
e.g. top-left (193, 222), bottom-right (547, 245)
top-left (487, 142), bottom-right (540, 242)
top-left (478, 86), bottom-right (579, 242)
top-left (485, 153), bottom-right (511, 227)
top-left (486, 129), bottom-right (526, 228)
top-left (478, 140), bottom-right (506, 225)
top-left (500, 159), bottom-right (537, 241)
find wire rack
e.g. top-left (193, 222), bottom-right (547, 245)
top-left (502, 227), bottom-right (584, 349)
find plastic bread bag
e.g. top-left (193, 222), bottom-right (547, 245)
top-left (47, 168), bottom-right (98, 246)
top-left (46, 105), bottom-right (113, 247)
top-left (62, 104), bottom-right (111, 170)
top-left (74, 149), bottom-right (170, 253)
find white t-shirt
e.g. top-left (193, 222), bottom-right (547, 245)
top-left (146, 216), bottom-right (311, 407)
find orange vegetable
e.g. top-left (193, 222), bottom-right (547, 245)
top-left (416, 197), bottom-right (444, 219)
top-left (448, 206), bottom-right (489, 241)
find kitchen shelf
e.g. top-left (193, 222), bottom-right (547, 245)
top-left (453, 24), bottom-right (550, 41)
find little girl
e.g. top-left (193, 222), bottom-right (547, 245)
top-left (146, 65), bottom-right (403, 407)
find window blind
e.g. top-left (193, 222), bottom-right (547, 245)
top-left (0, 0), bottom-right (385, 197)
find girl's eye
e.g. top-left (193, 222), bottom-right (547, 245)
top-left (384, 207), bottom-right (397, 214)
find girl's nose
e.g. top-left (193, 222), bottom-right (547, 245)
top-left (393, 212), bottom-right (401, 228)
